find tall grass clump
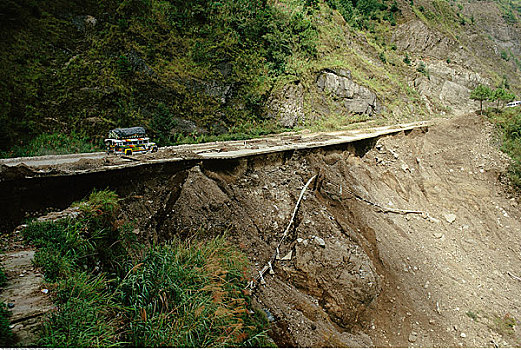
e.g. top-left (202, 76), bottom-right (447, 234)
top-left (118, 237), bottom-right (269, 347)
top-left (1, 132), bottom-right (101, 158)
top-left (22, 190), bottom-right (270, 347)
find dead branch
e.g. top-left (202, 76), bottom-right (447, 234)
top-left (507, 271), bottom-right (521, 282)
top-left (249, 174), bottom-right (316, 290)
top-left (274, 175), bottom-right (317, 259)
top-left (345, 188), bottom-right (426, 216)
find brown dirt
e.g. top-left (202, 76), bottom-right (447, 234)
top-left (4, 113), bottom-right (521, 347)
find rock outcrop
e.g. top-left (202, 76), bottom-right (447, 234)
top-left (392, 20), bottom-right (454, 59)
top-left (413, 60), bottom-right (488, 114)
top-left (266, 83), bottom-right (305, 128)
top-left (316, 69), bottom-right (377, 115)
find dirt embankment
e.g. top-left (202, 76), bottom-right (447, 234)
top-left (4, 114), bottom-right (521, 347)
top-left (110, 114), bottom-right (520, 347)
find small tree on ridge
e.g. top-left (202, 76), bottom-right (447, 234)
top-left (470, 85), bottom-right (492, 115)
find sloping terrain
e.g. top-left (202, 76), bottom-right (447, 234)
top-left (112, 113), bottom-right (520, 347)
top-left (2, 0), bottom-right (521, 157)
top-left (2, 113), bottom-right (521, 346)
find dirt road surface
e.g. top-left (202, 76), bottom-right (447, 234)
top-left (0, 121), bottom-right (432, 170)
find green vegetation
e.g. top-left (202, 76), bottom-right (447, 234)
top-left (22, 190), bottom-right (270, 347)
top-left (466, 310), bottom-right (479, 321)
top-left (325, 0), bottom-right (400, 29)
top-left (0, 0), bottom-right (319, 155)
top-left (496, 0), bottom-right (521, 24)
top-left (0, 262), bottom-right (13, 347)
top-left (493, 313), bottom-right (517, 335)
top-left (0, 302), bottom-right (14, 347)
top-left (403, 53), bottom-right (411, 65)
top-left (471, 85), bottom-right (516, 115)
top-left (416, 61), bottom-right (429, 78)
top-left (487, 108), bottom-right (521, 188)
top-left (0, 267), bottom-right (6, 289)
top-left (491, 88), bottom-right (516, 110)
top-left (0, 132), bottom-right (101, 158)
top-left (471, 85), bottom-right (493, 115)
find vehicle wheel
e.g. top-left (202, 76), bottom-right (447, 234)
top-left (125, 149), bottom-right (133, 156)
top-left (151, 147), bottom-right (158, 153)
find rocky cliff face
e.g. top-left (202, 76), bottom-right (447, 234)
top-left (266, 0), bottom-right (521, 127)
top-left (268, 68), bottom-right (378, 127)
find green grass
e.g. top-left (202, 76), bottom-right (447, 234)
top-left (0, 302), bottom-right (14, 347)
top-left (487, 109), bottom-right (521, 188)
top-left (22, 190), bottom-right (271, 347)
top-left (117, 238), bottom-right (270, 347)
top-left (0, 132), bottom-right (101, 158)
top-left (466, 310), bottom-right (479, 321)
top-left (492, 313), bottom-right (517, 336)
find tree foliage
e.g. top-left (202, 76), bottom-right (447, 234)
top-left (325, 0), bottom-right (398, 28)
top-left (0, 0), bottom-right (318, 154)
top-left (470, 85), bottom-right (492, 115)
top-left (490, 87), bottom-right (516, 109)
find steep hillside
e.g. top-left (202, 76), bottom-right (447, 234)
top-left (1, 0), bottom-right (520, 156)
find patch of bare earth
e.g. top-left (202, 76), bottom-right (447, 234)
top-left (120, 114), bottom-right (521, 347)
top-left (0, 249), bottom-right (53, 346)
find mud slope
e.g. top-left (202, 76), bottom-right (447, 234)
top-left (116, 114), bottom-right (521, 347)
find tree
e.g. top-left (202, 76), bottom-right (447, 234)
top-left (490, 88), bottom-right (516, 110)
top-left (470, 85), bottom-right (492, 115)
top-left (500, 90), bottom-right (516, 109)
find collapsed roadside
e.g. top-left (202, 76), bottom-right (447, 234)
top-left (2, 113), bottom-right (521, 347)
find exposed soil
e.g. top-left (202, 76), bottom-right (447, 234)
top-left (114, 113), bottom-right (521, 347)
top-left (2, 114), bottom-right (521, 347)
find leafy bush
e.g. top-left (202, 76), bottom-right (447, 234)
top-left (416, 61), bottom-right (429, 77)
top-left (403, 53), bottom-right (411, 65)
top-left (487, 109), bottom-right (521, 188)
top-left (326, 0), bottom-right (394, 28)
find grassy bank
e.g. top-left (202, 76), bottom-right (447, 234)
top-left (487, 108), bottom-right (521, 188)
top-left (22, 190), bottom-right (271, 347)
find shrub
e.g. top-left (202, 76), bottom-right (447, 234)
top-left (379, 51), bottom-right (387, 63)
top-left (325, 0), bottom-right (396, 29)
top-left (403, 53), bottom-right (411, 65)
top-left (416, 61), bottom-right (429, 77)
top-left (487, 109), bottom-right (521, 188)
top-left (0, 267), bottom-right (7, 289)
